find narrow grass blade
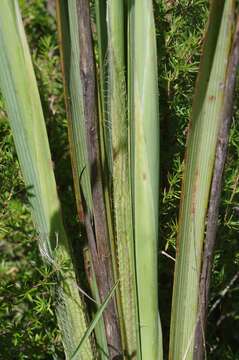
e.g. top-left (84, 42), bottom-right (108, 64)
top-left (106, 1), bottom-right (139, 357)
top-left (128, 0), bottom-right (163, 358)
top-left (169, 1), bottom-right (235, 359)
top-left (83, 247), bottom-right (109, 359)
top-left (70, 281), bottom-right (119, 360)
top-left (0, 1), bottom-right (93, 359)
top-left (95, 0), bottom-right (107, 85)
top-left (94, 0), bottom-right (110, 172)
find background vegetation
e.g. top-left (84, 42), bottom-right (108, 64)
top-left (0, 0), bottom-right (238, 359)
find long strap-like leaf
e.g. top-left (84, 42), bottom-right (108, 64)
top-left (169, 1), bottom-right (235, 359)
top-left (128, 1), bottom-right (163, 358)
top-left (194, 13), bottom-right (239, 360)
top-left (0, 1), bottom-right (93, 359)
top-left (56, 1), bottom-right (122, 358)
top-left (106, 1), bottom-right (139, 357)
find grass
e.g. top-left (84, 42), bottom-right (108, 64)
top-left (0, 0), bottom-right (238, 359)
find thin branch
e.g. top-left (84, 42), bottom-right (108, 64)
top-left (208, 271), bottom-right (239, 316)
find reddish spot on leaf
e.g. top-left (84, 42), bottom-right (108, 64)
top-left (192, 167), bottom-right (199, 215)
top-left (208, 95), bottom-right (216, 101)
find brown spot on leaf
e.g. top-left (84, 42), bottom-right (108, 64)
top-left (48, 159), bottom-right (55, 169)
top-left (78, 206), bottom-right (85, 222)
top-left (113, 147), bottom-right (118, 161)
top-left (192, 167), bottom-right (199, 215)
top-left (208, 95), bottom-right (216, 101)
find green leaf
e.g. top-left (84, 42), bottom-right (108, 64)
top-left (70, 281), bottom-right (119, 360)
top-left (128, 0), bottom-right (163, 358)
top-left (83, 247), bottom-right (109, 359)
top-left (56, 1), bottom-right (121, 356)
top-left (106, 0), bottom-right (139, 356)
top-left (169, 1), bottom-right (235, 359)
top-left (0, 1), bottom-right (93, 358)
